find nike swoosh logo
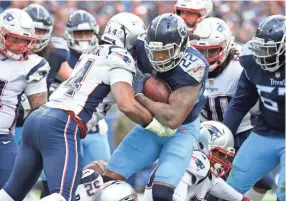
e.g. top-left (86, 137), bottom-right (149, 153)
top-left (2, 141), bottom-right (11, 144)
top-left (193, 66), bottom-right (201, 73)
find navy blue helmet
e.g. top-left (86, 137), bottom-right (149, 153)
top-left (24, 4), bottom-right (53, 52)
top-left (145, 13), bottom-right (188, 72)
top-left (65, 10), bottom-right (99, 53)
top-left (251, 15), bottom-right (286, 72)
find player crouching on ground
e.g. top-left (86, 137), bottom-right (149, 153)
top-left (144, 121), bottom-right (252, 201)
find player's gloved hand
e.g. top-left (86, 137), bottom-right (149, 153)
top-left (133, 73), bottom-right (151, 96)
top-left (145, 118), bottom-right (177, 137)
top-left (98, 119), bottom-right (108, 135)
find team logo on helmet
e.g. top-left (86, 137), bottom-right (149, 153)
top-left (3, 12), bottom-right (14, 22)
top-left (204, 125), bottom-right (223, 141)
top-left (192, 156), bottom-right (205, 171)
top-left (177, 18), bottom-right (187, 38)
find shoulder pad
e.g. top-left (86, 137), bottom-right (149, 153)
top-left (179, 48), bottom-right (208, 83)
top-left (241, 41), bottom-right (253, 57)
top-left (83, 45), bottom-right (136, 74)
top-left (50, 37), bottom-right (69, 51)
top-left (186, 151), bottom-right (210, 185)
top-left (26, 55), bottom-right (50, 82)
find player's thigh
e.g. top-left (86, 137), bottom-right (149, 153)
top-left (107, 125), bottom-right (161, 179)
top-left (227, 132), bottom-right (282, 193)
top-left (40, 110), bottom-right (83, 201)
top-left (155, 118), bottom-right (200, 187)
top-left (81, 133), bottom-right (111, 166)
top-left (3, 142), bottom-right (42, 201)
top-left (276, 148), bottom-right (285, 201)
top-left (0, 134), bottom-right (18, 189)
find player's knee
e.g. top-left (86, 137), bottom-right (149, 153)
top-left (254, 174), bottom-right (274, 191)
top-left (152, 184), bottom-right (174, 201)
top-left (40, 193), bottom-right (66, 201)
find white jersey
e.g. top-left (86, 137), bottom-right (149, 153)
top-left (200, 59), bottom-right (252, 134)
top-left (144, 151), bottom-right (243, 201)
top-left (46, 44), bottom-right (136, 126)
top-left (75, 169), bottom-right (104, 201)
top-left (0, 54), bottom-right (49, 135)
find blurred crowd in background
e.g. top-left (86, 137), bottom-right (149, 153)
top-left (0, 0), bottom-right (285, 44)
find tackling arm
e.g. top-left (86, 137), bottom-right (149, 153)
top-left (136, 84), bottom-right (202, 129)
top-left (111, 82), bottom-right (153, 126)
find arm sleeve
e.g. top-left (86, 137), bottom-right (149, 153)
top-left (223, 70), bottom-right (259, 134)
top-left (210, 177), bottom-right (243, 201)
top-left (25, 58), bottom-right (50, 96)
top-left (173, 172), bottom-right (192, 201)
top-left (108, 68), bottom-right (134, 86)
top-left (25, 78), bottom-right (47, 96)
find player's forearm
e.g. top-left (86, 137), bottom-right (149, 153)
top-left (210, 177), bottom-right (243, 201)
top-left (136, 94), bottom-right (177, 128)
top-left (120, 99), bottom-right (153, 126)
top-left (28, 92), bottom-right (48, 111)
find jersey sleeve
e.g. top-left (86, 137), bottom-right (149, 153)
top-left (106, 47), bottom-right (136, 85)
top-left (108, 68), bottom-right (134, 86)
top-left (209, 176), bottom-right (243, 201)
top-left (223, 70), bottom-right (259, 134)
top-left (25, 57), bottom-right (50, 96)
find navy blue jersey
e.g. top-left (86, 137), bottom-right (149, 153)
top-left (68, 49), bottom-right (81, 69)
top-left (223, 44), bottom-right (285, 136)
top-left (136, 37), bottom-right (209, 124)
top-left (47, 37), bottom-right (70, 88)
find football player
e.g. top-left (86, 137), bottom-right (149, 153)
top-left (0, 8), bottom-right (49, 188)
top-left (0, 12), bottom-right (151, 201)
top-left (23, 4), bottom-right (72, 92)
top-left (174, 0), bottom-right (213, 33)
top-left (64, 10), bottom-right (111, 167)
top-left (102, 13), bottom-right (209, 201)
top-left (75, 160), bottom-right (106, 201)
top-left (190, 17), bottom-right (274, 201)
top-left (144, 121), bottom-right (251, 201)
top-left (222, 15), bottom-right (285, 201)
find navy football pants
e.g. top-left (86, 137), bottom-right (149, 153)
top-left (3, 106), bottom-right (82, 201)
top-left (0, 134), bottom-right (18, 189)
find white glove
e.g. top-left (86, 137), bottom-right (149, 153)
top-left (98, 119), bottom-right (108, 135)
top-left (145, 118), bottom-right (177, 137)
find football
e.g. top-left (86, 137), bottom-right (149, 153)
top-left (143, 76), bottom-right (171, 103)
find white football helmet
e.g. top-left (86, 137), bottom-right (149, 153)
top-left (101, 12), bottom-right (145, 53)
top-left (198, 121), bottom-right (235, 177)
top-left (0, 8), bottom-right (35, 60)
top-left (187, 151), bottom-right (210, 185)
top-left (24, 4), bottom-right (53, 53)
top-left (93, 180), bottom-right (137, 201)
top-left (191, 17), bottom-right (234, 71)
top-left (65, 10), bottom-right (99, 53)
top-left (174, 0), bottom-right (213, 32)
